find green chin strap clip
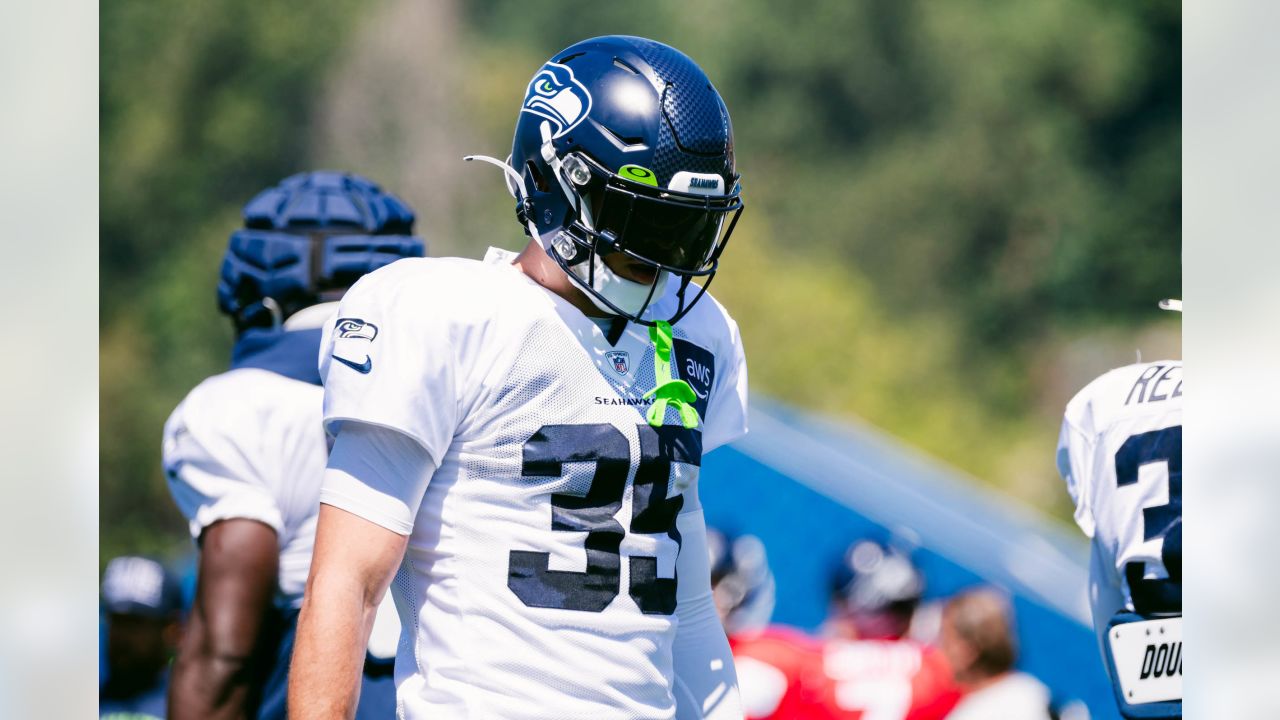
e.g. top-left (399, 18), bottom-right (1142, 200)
top-left (643, 320), bottom-right (702, 429)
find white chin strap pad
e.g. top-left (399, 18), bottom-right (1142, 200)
top-left (568, 253), bottom-right (668, 318)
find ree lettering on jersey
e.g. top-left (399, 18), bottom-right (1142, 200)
top-left (1125, 363), bottom-right (1182, 405)
top-left (332, 317), bottom-right (379, 374)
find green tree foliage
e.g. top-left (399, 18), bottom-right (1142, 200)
top-left (100, 0), bottom-right (365, 562)
top-left (101, 0), bottom-right (1179, 561)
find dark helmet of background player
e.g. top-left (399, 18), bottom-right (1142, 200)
top-left (504, 35), bottom-right (744, 325)
top-left (101, 556), bottom-right (183, 698)
top-left (217, 171), bottom-right (426, 333)
top-left (707, 529), bottom-right (776, 635)
top-left (829, 540), bottom-right (925, 641)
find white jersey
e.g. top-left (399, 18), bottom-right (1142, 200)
top-left (163, 367), bottom-right (326, 607)
top-left (319, 250), bottom-right (749, 719)
top-left (945, 672), bottom-right (1052, 720)
top-left (1057, 360), bottom-right (1182, 628)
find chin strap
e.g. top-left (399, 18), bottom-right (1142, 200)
top-left (643, 320), bottom-right (701, 429)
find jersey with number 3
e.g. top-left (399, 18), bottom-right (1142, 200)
top-left (319, 250), bottom-right (748, 718)
top-left (1057, 360), bottom-right (1182, 625)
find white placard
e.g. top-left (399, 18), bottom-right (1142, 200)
top-left (1108, 616), bottom-right (1183, 704)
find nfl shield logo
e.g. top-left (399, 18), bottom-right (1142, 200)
top-left (606, 351), bottom-right (629, 375)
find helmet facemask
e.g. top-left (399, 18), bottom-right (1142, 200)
top-left (541, 146), bottom-right (743, 326)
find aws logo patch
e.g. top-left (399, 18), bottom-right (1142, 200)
top-left (673, 338), bottom-right (714, 419)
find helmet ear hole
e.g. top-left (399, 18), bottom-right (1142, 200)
top-left (525, 161), bottom-right (549, 193)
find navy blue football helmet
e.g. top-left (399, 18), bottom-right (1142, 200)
top-left (217, 171), bottom-right (426, 331)
top-left (831, 540), bottom-right (924, 640)
top-left (475, 35), bottom-right (743, 325)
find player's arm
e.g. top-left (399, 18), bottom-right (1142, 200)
top-left (293, 269), bottom-right (456, 717)
top-left (162, 395), bottom-right (291, 720)
top-left (289, 422), bottom-right (436, 719)
top-left (672, 500), bottom-right (743, 720)
top-left (169, 520), bottom-right (279, 720)
top-left (290, 505), bottom-right (406, 719)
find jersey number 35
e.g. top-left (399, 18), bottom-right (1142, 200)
top-left (508, 423), bottom-right (699, 615)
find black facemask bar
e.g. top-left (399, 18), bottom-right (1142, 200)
top-left (548, 152), bottom-right (744, 325)
top-left (567, 153), bottom-right (742, 272)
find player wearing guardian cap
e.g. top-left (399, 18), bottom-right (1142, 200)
top-left (291, 36), bottom-right (749, 719)
top-left (1057, 300), bottom-right (1183, 719)
top-left (163, 171), bottom-right (423, 720)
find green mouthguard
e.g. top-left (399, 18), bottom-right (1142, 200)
top-left (643, 320), bottom-right (701, 429)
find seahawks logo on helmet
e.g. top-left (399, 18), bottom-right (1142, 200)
top-left (521, 62), bottom-right (592, 139)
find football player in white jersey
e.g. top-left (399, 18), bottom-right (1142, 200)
top-left (1056, 299), bottom-right (1182, 719)
top-left (290, 36), bottom-right (749, 719)
top-left (163, 171), bottom-right (424, 719)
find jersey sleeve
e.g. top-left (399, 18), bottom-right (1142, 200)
top-left (702, 316), bottom-right (748, 454)
top-left (162, 384), bottom-right (284, 541)
top-left (672, 503), bottom-right (743, 719)
top-left (1057, 396), bottom-right (1098, 539)
top-left (319, 263), bottom-right (459, 465)
top-left (320, 421), bottom-right (438, 535)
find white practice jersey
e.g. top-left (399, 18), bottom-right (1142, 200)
top-left (1057, 360), bottom-right (1182, 629)
top-left (163, 367), bottom-right (325, 608)
top-left (319, 249), bottom-right (749, 719)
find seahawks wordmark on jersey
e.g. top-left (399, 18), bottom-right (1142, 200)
top-left (319, 249), bottom-right (748, 719)
top-left (1057, 360), bottom-right (1182, 627)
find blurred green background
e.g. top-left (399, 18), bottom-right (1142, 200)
top-left (101, 0), bottom-right (1180, 563)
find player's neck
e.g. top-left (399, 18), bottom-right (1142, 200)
top-left (512, 240), bottom-right (611, 319)
top-left (959, 669), bottom-right (1012, 693)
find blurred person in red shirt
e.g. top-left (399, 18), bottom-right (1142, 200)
top-left (711, 533), bottom-right (961, 720)
top-left (802, 540), bottom-right (962, 720)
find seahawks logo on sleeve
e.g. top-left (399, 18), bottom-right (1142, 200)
top-left (336, 318), bottom-right (378, 340)
top-left (332, 317), bottom-right (379, 374)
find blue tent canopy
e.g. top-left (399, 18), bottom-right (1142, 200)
top-left (700, 397), bottom-right (1117, 719)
